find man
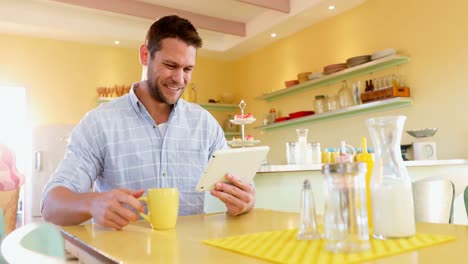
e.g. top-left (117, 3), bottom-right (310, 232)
top-left (41, 15), bottom-right (255, 230)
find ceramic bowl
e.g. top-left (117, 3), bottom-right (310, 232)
top-left (285, 80), bottom-right (299, 88)
top-left (406, 128), bottom-right (438, 138)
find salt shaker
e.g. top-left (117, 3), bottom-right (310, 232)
top-left (297, 179), bottom-right (321, 240)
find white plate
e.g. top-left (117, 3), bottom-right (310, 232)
top-left (406, 128), bottom-right (438, 138)
top-left (227, 140), bottom-right (261, 147)
top-left (371, 48), bottom-right (396, 60)
top-left (230, 118), bottom-right (256, 125)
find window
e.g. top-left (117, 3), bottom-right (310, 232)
top-left (0, 85), bottom-right (30, 178)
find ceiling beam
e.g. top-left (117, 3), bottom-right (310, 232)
top-left (236, 0), bottom-right (290, 13)
top-left (51, 0), bottom-right (246, 36)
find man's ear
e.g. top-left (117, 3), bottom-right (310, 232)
top-left (139, 44), bottom-right (149, 66)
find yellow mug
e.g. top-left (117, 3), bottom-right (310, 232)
top-left (138, 188), bottom-right (179, 230)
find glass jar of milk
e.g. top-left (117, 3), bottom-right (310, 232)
top-left (295, 129), bottom-right (309, 165)
top-left (366, 116), bottom-right (415, 239)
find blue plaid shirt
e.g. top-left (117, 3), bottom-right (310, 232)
top-left (42, 85), bottom-right (228, 215)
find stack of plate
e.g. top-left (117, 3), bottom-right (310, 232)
top-left (346, 55), bottom-right (371, 67)
top-left (371, 48), bottom-right (396, 60)
top-left (307, 72), bottom-right (324, 80)
top-left (288, 111), bottom-right (315, 119)
top-left (323, 63), bottom-right (347, 75)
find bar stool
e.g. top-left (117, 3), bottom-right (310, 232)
top-left (1, 222), bottom-right (66, 264)
top-left (464, 185), bottom-right (468, 219)
top-left (412, 179), bottom-right (455, 224)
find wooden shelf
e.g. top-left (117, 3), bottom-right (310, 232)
top-left (254, 97), bottom-right (413, 131)
top-left (198, 103), bottom-right (238, 111)
top-left (255, 55), bottom-right (410, 102)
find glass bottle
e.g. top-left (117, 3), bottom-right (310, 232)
top-left (355, 137), bottom-right (374, 229)
top-left (365, 80), bottom-right (371, 92)
top-left (338, 81), bottom-right (355, 108)
top-left (269, 108), bottom-right (277, 124)
top-left (366, 116), bottom-right (415, 239)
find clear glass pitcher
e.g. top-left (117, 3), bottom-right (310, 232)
top-left (338, 80), bottom-right (355, 108)
top-left (366, 116), bottom-right (415, 239)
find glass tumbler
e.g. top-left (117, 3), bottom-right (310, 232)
top-left (322, 162), bottom-right (370, 253)
top-left (286, 142), bottom-right (297, 165)
top-left (327, 94), bottom-right (339, 111)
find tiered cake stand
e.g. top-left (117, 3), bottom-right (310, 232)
top-left (226, 100), bottom-right (260, 147)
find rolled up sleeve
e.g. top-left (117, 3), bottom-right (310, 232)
top-left (41, 112), bottom-right (104, 212)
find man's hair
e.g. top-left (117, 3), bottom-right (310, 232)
top-left (145, 15), bottom-right (202, 58)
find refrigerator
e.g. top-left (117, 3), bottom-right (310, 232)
top-left (24, 124), bottom-right (75, 224)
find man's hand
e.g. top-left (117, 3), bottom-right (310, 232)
top-left (210, 173), bottom-right (255, 216)
top-left (89, 188), bottom-right (145, 230)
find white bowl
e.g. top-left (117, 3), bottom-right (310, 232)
top-left (406, 128), bottom-right (438, 138)
top-left (371, 48), bottom-right (396, 60)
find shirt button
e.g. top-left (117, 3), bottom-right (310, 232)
top-left (153, 125), bottom-right (156, 128)
top-left (163, 173), bottom-right (166, 177)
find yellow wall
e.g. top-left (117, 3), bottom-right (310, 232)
top-left (0, 34), bottom-right (235, 127)
top-left (0, 34), bottom-right (141, 125)
top-left (234, 0), bottom-right (468, 163)
top-left (191, 57), bottom-right (236, 104)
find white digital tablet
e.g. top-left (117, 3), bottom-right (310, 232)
top-left (195, 146), bottom-right (270, 192)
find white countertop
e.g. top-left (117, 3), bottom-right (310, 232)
top-left (258, 159), bottom-right (468, 173)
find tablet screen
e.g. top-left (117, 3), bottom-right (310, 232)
top-left (195, 146), bottom-right (269, 192)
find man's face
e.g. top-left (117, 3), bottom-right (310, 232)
top-left (146, 38), bottom-right (196, 104)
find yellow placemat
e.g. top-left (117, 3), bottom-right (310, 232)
top-left (203, 229), bottom-right (455, 264)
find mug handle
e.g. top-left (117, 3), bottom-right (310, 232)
top-left (138, 197), bottom-right (150, 222)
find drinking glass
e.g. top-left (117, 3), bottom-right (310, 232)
top-left (322, 162), bottom-right (370, 253)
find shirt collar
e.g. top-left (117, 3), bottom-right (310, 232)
top-left (128, 83), bottom-right (142, 116)
top-left (128, 82), bottom-right (184, 119)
